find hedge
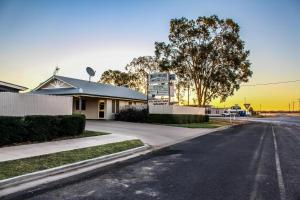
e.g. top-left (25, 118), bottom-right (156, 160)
top-left (147, 114), bottom-right (209, 124)
top-left (0, 115), bottom-right (85, 146)
top-left (115, 108), bottom-right (148, 122)
top-left (115, 108), bottom-right (209, 124)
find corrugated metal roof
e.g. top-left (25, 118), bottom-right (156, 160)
top-left (32, 75), bottom-right (147, 100)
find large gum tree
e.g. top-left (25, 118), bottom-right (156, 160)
top-left (155, 15), bottom-right (252, 106)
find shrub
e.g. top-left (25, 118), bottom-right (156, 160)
top-left (0, 115), bottom-right (85, 146)
top-left (114, 108), bottom-right (209, 124)
top-left (147, 114), bottom-right (209, 124)
top-left (115, 108), bottom-right (148, 122)
top-left (0, 116), bottom-right (28, 146)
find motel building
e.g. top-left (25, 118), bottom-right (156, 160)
top-left (32, 75), bottom-right (147, 119)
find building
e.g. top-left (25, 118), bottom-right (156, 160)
top-left (32, 75), bottom-right (147, 119)
top-left (0, 80), bottom-right (28, 93)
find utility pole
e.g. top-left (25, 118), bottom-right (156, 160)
top-left (292, 101), bottom-right (295, 112)
top-left (289, 103), bottom-right (291, 112)
top-left (260, 104), bottom-right (262, 113)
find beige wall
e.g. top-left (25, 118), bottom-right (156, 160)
top-left (73, 97), bottom-right (146, 120)
top-left (73, 97), bottom-right (99, 119)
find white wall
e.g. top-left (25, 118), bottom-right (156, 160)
top-left (149, 104), bottom-right (206, 115)
top-left (0, 92), bottom-right (72, 116)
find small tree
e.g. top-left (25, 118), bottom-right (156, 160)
top-left (99, 70), bottom-right (140, 90)
top-left (155, 15), bottom-right (252, 106)
top-left (125, 56), bottom-right (159, 93)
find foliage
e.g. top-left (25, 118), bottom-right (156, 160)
top-left (0, 115), bottom-right (86, 146)
top-left (125, 56), bottom-right (159, 93)
top-left (115, 108), bottom-right (148, 122)
top-left (99, 70), bottom-right (140, 91)
top-left (155, 15), bottom-right (252, 106)
top-left (147, 114), bottom-right (209, 124)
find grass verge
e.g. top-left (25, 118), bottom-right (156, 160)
top-left (167, 119), bottom-right (234, 128)
top-left (0, 139), bottom-right (143, 180)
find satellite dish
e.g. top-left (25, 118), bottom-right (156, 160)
top-left (86, 67), bottom-right (96, 82)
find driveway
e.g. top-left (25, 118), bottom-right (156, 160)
top-left (85, 120), bottom-right (217, 147)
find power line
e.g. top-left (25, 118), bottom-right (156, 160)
top-left (241, 79), bottom-right (300, 87)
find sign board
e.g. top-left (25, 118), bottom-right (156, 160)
top-left (148, 99), bottom-right (169, 105)
top-left (148, 83), bottom-right (169, 96)
top-left (149, 73), bottom-right (169, 84)
top-left (244, 103), bottom-right (250, 110)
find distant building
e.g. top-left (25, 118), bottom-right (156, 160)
top-left (0, 81), bottom-right (28, 93)
top-left (32, 75), bottom-right (147, 119)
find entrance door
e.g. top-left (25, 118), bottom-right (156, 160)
top-left (98, 100), bottom-right (105, 119)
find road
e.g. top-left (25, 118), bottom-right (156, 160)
top-left (8, 122), bottom-right (300, 200)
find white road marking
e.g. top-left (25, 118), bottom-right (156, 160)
top-left (250, 132), bottom-right (266, 200)
top-left (272, 125), bottom-right (287, 200)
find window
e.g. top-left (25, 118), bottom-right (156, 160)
top-left (112, 100), bottom-right (119, 113)
top-left (112, 100), bottom-right (115, 113)
top-left (75, 99), bottom-right (86, 110)
top-left (129, 101), bottom-right (132, 106)
top-left (116, 100), bottom-right (119, 113)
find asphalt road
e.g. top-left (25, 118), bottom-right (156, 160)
top-left (9, 122), bottom-right (300, 200)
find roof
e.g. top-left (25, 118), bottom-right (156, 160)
top-left (0, 80), bottom-right (28, 91)
top-left (32, 75), bottom-right (147, 101)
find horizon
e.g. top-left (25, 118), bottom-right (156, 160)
top-left (0, 0), bottom-right (299, 111)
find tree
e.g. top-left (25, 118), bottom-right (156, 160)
top-left (125, 56), bottom-right (159, 93)
top-left (99, 70), bottom-right (140, 90)
top-left (155, 15), bottom-right (252, 106)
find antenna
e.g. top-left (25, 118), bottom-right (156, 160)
top-left (53, 66), bottom-right (60, 76)
top-left (86, 67), bottom-right (96, 82)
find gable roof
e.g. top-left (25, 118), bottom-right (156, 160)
top-left (0, 80), bottom-right (28, 91)
top-left (32, 75), bottom-right (147, 101)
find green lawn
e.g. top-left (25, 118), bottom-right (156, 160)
top-left (167, 119), bottom-right (234, 128)
top-left (0, 139), bottom-right (143, 180)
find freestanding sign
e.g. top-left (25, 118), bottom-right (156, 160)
top-left (147, 72), bottom-right (175, 105)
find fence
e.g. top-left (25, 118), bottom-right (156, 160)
top-left (149, 104), bottom-right (206, 115)
top-left (0, 92), bottom-right (73, 116)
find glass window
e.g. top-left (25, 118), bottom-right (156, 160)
top-left (75, 99), bottom-right (86, 110)
top-left (116, 100), bottom-right (119, 113)
top-left (112, 100), bottom-right (115, 113)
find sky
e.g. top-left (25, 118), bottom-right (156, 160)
top-left (0, 0), bottom-right (299, 111)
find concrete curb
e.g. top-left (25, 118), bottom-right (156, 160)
top-left (0, 144), bottom-right (151, 198)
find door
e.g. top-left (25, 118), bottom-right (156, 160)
top-left (98, 100), bottom-right (105, 119)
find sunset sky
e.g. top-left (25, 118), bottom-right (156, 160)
top-left (0, 0), bottom-right (299, 111)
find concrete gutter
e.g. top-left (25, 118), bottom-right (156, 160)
top-left (0, 145), bottom-right (151, 198)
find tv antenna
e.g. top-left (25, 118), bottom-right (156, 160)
top-left (86, 67), bottom-right (96, 82)
top-left (53, 66), bottom-right (60, 76)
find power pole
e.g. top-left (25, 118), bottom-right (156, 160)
top-left (292, 101), bottom-right (295, 112)
top-left (260, 104), bottom-right (262, 112)
top-left (289, 103), bottom-right (291, 112)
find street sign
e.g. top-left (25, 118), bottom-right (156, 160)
top-left (244, 103), bottom-right (250, 110)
